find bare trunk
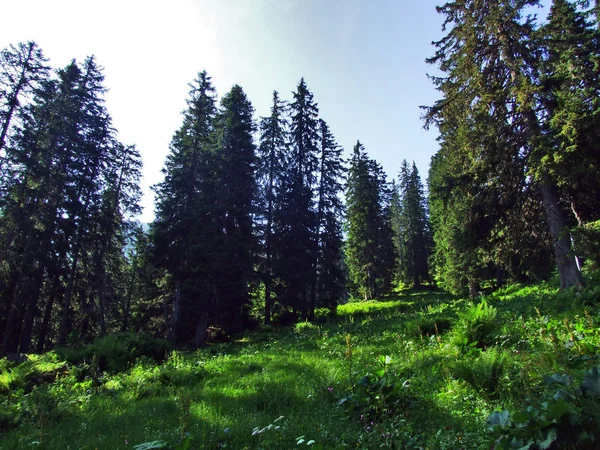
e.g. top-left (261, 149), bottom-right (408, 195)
top-left (539, 180), bottom-right (585, 289)
top-left (37, 274), bottom-right (60, 353)
top-left (194, 316), bottom-right (209, 348)
top-left (168, 279), bottom-right (182, 342)
top-left (469, 280), bottom-right (479, 300)
top-left (57, 251), bottom-right (81, 346)
top-left (121, 259), bottom-right (137, 333)
top-left (264, 279), bottom-right (272, 325)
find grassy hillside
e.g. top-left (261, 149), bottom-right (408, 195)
top-left (2, 278), bottom-right (600, 449)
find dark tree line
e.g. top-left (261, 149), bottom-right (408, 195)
top-left (424, 0), bottom-right (600, 296)
top-left (345, 143), bottom-right (432, 299)
top-left (0, 42), bottom-right (142, 354)
top-left (149, 76), bottom-right (347, 344)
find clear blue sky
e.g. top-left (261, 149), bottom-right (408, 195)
top-left (1, 0), bottom-right (457, 221)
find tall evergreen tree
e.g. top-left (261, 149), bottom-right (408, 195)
top-left (1, 55), bottom-right (141, 353)
top-left (210, 84), bottom-right (257, 334)
top-left (257, 91), bottom-right (288, 324)
top-left (311, 119), bottom-right (345, 314)
top-left (0, 42), bottom-right (49, 161)
top-left (345, 142), bottom-right (395, 300)
top-left (539, 0), bottom-right (600, 225)
top-left (273, 78), bottom-right (319, 319)
top-left (424, 0), bottom-right (585, 290)
top-left (396, 160), bottom-right (431, 289)
top-left (152, 71), bottom-right (217, 345)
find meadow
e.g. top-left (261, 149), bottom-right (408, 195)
top-left (1, 276), bottom-right (600, 449)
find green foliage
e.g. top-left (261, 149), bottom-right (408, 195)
top-left (0, 352), bottom-right (65, 394)
top-left (451, 300), bottom-right (498, 350)
top-left (572, 220), bottom-right (600, 269)
top-left (339, 355), bottom-right (408, 423)
top-left (55, 332), bottom-right (172, 373)
top-left (487, 367), bottom-right (600, 449)
top-left (451, 348), bottom-right (505, 397)
top-left (1, 280), bottom-right (600, 449)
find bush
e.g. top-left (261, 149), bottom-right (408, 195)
top-left (572, 220), bottom-right (600, 269)
top-left (451, 300), bottom-right (498, 350)
top-left (294, 321), bottom-right (319, 335)
top-left (451, 348), bottom-right (505, 397)
top-left (56, 333), bottom-right (173, 373)
top-left (405, 315), bottom-right (452, 338)
top-left (487, 367), bottom-right (600, 449)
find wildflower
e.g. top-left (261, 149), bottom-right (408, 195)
top-left (327, 387), bottom-right (333, 392)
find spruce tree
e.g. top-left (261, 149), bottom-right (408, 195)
top-left (152, 71), bottom-right (217, 345)
top-left (396, 161), bottom-right (431, 289)
top-left (1, 56), bottom-right (140, 352)
top-left (424, 0), bottom-right (585, 290)
top-left (210, 84), bottom-right (257, 334)
top-left (345, 142), bottom-right (395, 300)
top-left (273, 78), bottom-right (319, 319)
top-left (257, 91), bottom-right (288, 324)
top-left (0, 42), bottom-right (49, 160)
top-left (311, 119), bottom-right (345, 314)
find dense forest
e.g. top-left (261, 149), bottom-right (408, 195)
top-left (2, 1), bottom-right (600, 449)
top-left (0, 45), bottom-right (432, 353)
top-left (1, 0), bottom-right (599, 357)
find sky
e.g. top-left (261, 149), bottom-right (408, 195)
top-left (0, 0), bottom-right (449, 222)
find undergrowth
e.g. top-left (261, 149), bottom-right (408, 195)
top-left (1, 279), bottom-right (600, 449)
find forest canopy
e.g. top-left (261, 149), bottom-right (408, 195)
top-left (1, 0), bottom-right (599, 351)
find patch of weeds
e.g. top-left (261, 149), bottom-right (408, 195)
top-left (294, 321), bottom-right (320, 336)
top-left (405, 314), bottom-right (452, 338)
top-left (487, 367), bottom-right (600, 449)
top-left (56, 332), bottom-right (173, 373)
top-left (451, 300), bottom-right (498, 350)
top-left (339, 355), bottom-right (410, 425)
top-left (451, 348), bottom-right (506, 398)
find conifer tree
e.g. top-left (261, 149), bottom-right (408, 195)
top-left (311, 119), bottom-right (345, 314)
top-left (210, 84), bottom-right (257, 334)
top-left (273, 78), bottom-right (319, 319)
top-left (345, 142), bottom-right (395, 300)
top-left (1, 55), bottom-right (141, 352)
top-left (424, 0), bottom-right (585, 289)
top-left (396, 160), bottom-right (431, 289)
top-left (257, 91), bottom-right (288, 324)
top-left (152, 71), bottom-right (217, 345)
top-left (0, 42), bottom-right (49, 160)
top-left (539, 0), bottom-right (600, 225)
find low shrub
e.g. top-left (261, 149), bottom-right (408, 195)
top-left (294, 321), bottom-right (319, 335)
top-left (451, 348), bottom-right (505, 398)
top-left (56, 332), bottom-right (173, 373)
top-left (451, 300), bottom-right (498, 350)
top-left (487, 367), bottom-right (600, 449)
top-left (405, 315), bottom-right (452, 338)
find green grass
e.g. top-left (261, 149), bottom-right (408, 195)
top-left (1, 281), bottom-right (600, 449)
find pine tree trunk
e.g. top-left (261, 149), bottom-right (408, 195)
top-left (168, 279), bottom-right (182, 342)
top-left (2, 297), bottom-right (21, 355)
top-left (539, 180), bottom-right (585, 289)
top-left (469, 280), bottom-right (479, 299)
top-left (18, 265), bottom-right (45, 353)
top-left (121, 258), bottom-right (137, 332)
top-left (37, 274), bottom-right (60, 353)
top-left (194, 316), bottom-right (209, 348)
top-left (57, 251), bottom-right (81, 346)
top-left (264, 278), bottom-right (272, 325)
